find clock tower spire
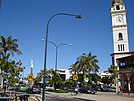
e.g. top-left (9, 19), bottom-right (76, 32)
top-left (111, 0), bottom-right (124, 7)
top-left (111, 0), bottom-right (129, 54)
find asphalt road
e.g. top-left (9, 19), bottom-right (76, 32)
top-left (45, 96), bottom-right (84, 101)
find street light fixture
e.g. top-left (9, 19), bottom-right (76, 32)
top-left (42, 39), bottom-right (71, 70)
top-left (42, 13), bottom-right (81, 101)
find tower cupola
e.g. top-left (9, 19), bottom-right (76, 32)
top-left (112, 0), bottom-right (124, 6)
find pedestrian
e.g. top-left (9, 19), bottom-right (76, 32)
top-left (3, 83), bottom-right (7, 93)
top-left (118, 86), bottom-right (122, 95)
top-left (75, 86), bottom-right (79, 94)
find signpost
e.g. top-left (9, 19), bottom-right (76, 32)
top-left (27, 74), bottom-right (34, 81)
top-left (73, 75), bottom-right (78, 81)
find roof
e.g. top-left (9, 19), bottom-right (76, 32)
top-left (112, 0), bottom-right (124, 6)
top-left (111, 50), bottom-right (134, 56)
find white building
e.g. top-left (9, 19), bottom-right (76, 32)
top-left (99, 71), bottom-right (112, 79)
top-left (110, 0), bottom-right (134, 92)
top-left (58, 69), bottom-right (72, 81)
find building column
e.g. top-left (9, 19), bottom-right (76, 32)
top-left (0, 70), bottom-right (3, 89)
top-left (132, 76), bottom-right (134, 90)
top-left (126, 74), bottom-right (131, 93)
top-left (120, 74), bottom-right (125, 90)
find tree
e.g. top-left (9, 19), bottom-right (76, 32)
top-left (108, 65), bottom-right (119, 83)
top-left (34, 70), bottom-right (43, 84)
top-left (101, 76), bottom-right (112, 85)
top-left (91, 74), bottom-right (101, 84)
top-left (5, 60), bottom-right (24, 86)
top-left (69, 61), bottom-right (81, 75)
top-left (0, 35), bottom-right (22, 87)
top-left (39, 69), bottom-right (63, 90)
top-left (0, 36), bottom-right (22, 57)
top-left (108, 65), bottom-right (119, 93)
top-left (69, 52), bottom-right (100, 87)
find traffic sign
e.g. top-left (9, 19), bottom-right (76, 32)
top-left (73, 75), bottom-right (78, 81)
top-left (27, 74), bottom-right (34, 81)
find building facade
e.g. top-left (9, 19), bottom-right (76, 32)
top-left (111, 0), bottom-right (134, 92)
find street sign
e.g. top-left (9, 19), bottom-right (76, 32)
top-left (73, 75), bottom-right (78, 81)
top-left (27, 74), bottom-right (34, 81)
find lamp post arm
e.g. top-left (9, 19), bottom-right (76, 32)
top-left (42, 12), bottom-right (81, 101)
top-left (46, 13), bottom-right (81, 37)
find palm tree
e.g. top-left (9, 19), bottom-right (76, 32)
top-left (69, 52), bottom-right (100, 87)
top-left (46, 69), bottom-right (62, 90)
top-left (0, 36), bottom-right (22, 56)
top-left (78, 53), bottom-right (99, 82)
top-left (0, 35), bottom-right (22, 88)
top-left (108, 65), bottom-right (119, 93)
top-left (69, 61), bottom-right (81, 75)
top-left (34, 70), bottom-right (43, 84)
top-left (108, 65), bottom-right (119, 83)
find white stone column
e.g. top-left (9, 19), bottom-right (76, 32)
top-left (0, 70), bottom-right (3, 89)
top-left (126, 74), bottom-right (131, 92)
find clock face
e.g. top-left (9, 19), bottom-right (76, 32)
top-left (116, 15), bottom-right (123, 23)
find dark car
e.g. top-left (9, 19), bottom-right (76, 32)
top-left (78, 87), bottom-right (96, 94)
top-left (28, 85), bottom-right (41, 94)
top-left (60, 86), bottom-right (68, 90)
top-left (86, 88), bottom-right (96, 94)
top-left (101, 86), bottom-right (116, 92)
top-left (78, 87), bottom-right (87, 93)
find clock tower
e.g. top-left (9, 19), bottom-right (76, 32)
top-left (111, 0), bottom-right (129, 53)
top-left (111, 0), bottom-right (129, 65)
top-left (111, 0), bottom-right (134, 93)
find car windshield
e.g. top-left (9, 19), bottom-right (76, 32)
top-left (20, 84), bottom-right (26, 87)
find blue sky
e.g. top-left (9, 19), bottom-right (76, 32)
top-left (0, 0), bottom-right (134, 77)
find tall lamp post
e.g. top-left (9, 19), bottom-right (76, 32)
top-left (42, 13), bottom-right (81, 101)
top-left (42, 39), bottom-right (71, 70)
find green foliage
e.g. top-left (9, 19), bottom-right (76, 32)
top-left (108, 65), bottom-right (119, 83)
top-left (101, 76), bottom-right (113, 85)
top-left (91, 74), bottom-right (101, 83)
top-left (45, 69), bottom-right (63, 90)
top-left (34, 70), bottom-right (43, 84)
top-left (0, 35), bottom-right (22, 87)
top-left (69, 52), bottom-right (100, 85)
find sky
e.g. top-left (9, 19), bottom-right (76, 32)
top-left (0, 0), bottom-right (134, 77)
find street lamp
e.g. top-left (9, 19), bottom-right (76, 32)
top-left (42, 13), bottom-right (81, 101)
top-left (49, 41), bottom-right (71, 71)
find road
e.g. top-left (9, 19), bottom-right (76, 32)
top-left (31, 93), bottom-right (86, 101)
top-left (29, 91), bottom-right (134, 101)
top-left (45, 96), bottom-right (85, 101)
top-left (6, 90), bottom-right (134, 101)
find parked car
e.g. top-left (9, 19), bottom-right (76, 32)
top-left (15, 84), bottom-right (28, 92)
top-left (107, 86), bottom-right (116, 92)
top-left (60, 86), bottom-right (68, 90)
top-left (101, 86), bottom-right (116, 92)
top-left (78, 87), bottom-right (96, 94)
top-left (86, 88), bottom-right (96, 94)
top-left (28, 85), bottom-right (41, 94)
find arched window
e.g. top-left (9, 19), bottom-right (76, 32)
top-left (118, 33), bottom-right (123, 40)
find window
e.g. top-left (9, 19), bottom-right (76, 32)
top-left (118, 44), bottom-right (125, 51)
top-left (118, 33), bottom-right (123, 40)
top-left (116, 5), bottom-right (120, 10)
top-left (119, 59), bottom-right (126, 69)
top-left (118, 45), bottom-right (121, 51)
top-left (122, 44), bottom-right (125, 51)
